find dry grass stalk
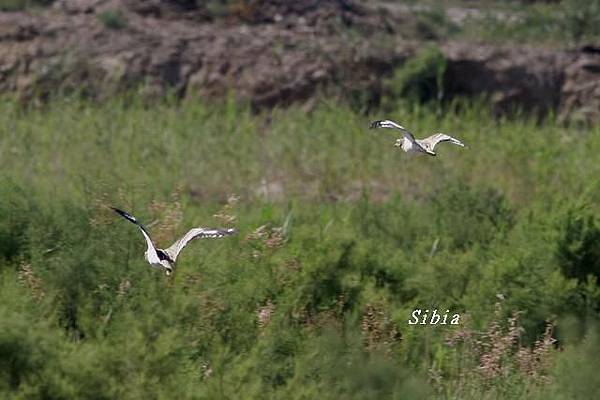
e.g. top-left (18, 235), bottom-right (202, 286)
top-left (213, 194), bottom-right (239, 225)
top-left (445, 302), bottom-right (556, 387)
top-left (428, 366), bottom-right (444, 395)
top-left (201, 362), bottom-right (213, 379)
top-left (147, 186), bottom-right (184, 244)
top-left (361, 303), bottom-right (400, 354)
top-left (245, 224), bottom-right (285, 250)
top-left (256, 299), bottom-right (275, 332)
top-left (90, 186), bottom-right (133, 228)
top-left (275, 258), bottom-right (301, 286)
top-left (116, 279), bottom-right (131, 301)
top-left (478, 306), bottom-right (523, 379)
top-left (182, 272), bottom-right (203, 289)
top-left (300, 294), bottom-right (347, 333)
top-left (515, 321), bottom-right (556, 384)
top-left (196, 291), bottom-right (228, 323)
top-left (18, 262), bottom-right (45, 302)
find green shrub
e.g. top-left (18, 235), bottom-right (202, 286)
top-left (0, 182), bottom-right (36, 264)
top-left (556, 206), bottom-right (600, 284)
top-left (549, 324), bottom-right (600, 400)
top-left (97, 9), bottom-right (128, 30)
top-left (382, 45), bottom-right (446, 110)
top-left (430, 183), bottom-right (514, 250)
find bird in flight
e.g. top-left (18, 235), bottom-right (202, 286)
top-left (111, 207), bottom-right (235, 276)
top-left (370, 120), bottom-right (466, 156)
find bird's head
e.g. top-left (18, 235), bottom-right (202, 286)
top-left (394, 138), bottom-right (402, 147)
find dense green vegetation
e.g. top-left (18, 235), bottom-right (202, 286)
top-left (1, 95), bottom-right (599, 399)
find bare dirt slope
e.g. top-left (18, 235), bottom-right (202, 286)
top-left (0, 0), bottom-right (598, 122)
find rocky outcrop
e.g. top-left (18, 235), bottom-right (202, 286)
top-left (442, 42), bottom-right (599, 122)
top-left (442, 42), bottom-right (573, 117)
top-left (0, 0), bottom-right (598, 122)
top-left (559, 46), bottom-right (600, 124)
top-left (0, 0), bottom-right (409, 109)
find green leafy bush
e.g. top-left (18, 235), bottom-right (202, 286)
top-left (382, 45), bottom-right (446, 110)
top-left (430, 183), bottom-right (514, 249)
top-left (97, 9), bottom-right (128, 30)
top-left (556, 206), bottom-right (600, 284)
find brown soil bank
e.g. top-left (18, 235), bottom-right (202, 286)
top-left (0, 0), bottom-right (598, 122)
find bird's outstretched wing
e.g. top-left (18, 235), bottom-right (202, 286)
top-left (111, 207), bottom-right (149, 233)
top-left (369, 119), bottom-right (417, 142)
top-left (419, 133), bottom-right (466, 151)
top-left (110, 207), bottom-right (158, 256)
top-left (164, 227), bottom-right (236, 262)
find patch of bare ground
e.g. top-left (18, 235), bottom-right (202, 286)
top-left (0, 0), bottom-right (598, 122)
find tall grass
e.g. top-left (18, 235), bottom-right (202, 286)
top-left (0, 95), bottom-right (599, 398)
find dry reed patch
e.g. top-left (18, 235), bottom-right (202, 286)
top-left (213, 194), bottom-right (239, 226)
top-left (18, 262), bottom-right (45, 302)
top-left (256, 299), bottom-right (275, 333)
top-left (361, 302), bottom-right (401, 354)
top-left (445, 301), bottom-right (556, 387)
top-left (147, 186), bottom-right (184, 244)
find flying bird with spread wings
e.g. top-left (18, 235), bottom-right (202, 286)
top-left (111, 207), bottom-right (235, 276)
top-left (370, 120), bottom-right (466, 156)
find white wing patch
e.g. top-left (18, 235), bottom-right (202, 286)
top-left (420, 133), bottom-right (466, 151)
top-left (140, 228), bottom-right (161, 264)
top-left (164, 227), bottom-right (236, 262)
top-left (370, 119), bottom-right (407, 131)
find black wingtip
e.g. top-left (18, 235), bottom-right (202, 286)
top-left (110, 207), bottom-right (137, 224)
top-left (215, 228), bottom-right (237, 237)
top-left (109, 206), bottom-right (126, 216)
top-left (369, 120), bottom-right (382, 129)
